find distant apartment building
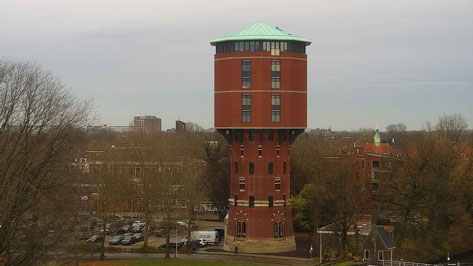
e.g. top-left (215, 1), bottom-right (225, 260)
top-left (86, 125), bottom-right (133, 134)
top-left (347, 130), bottom-right (402, 207)
top-left (134, 116), bottom-right (162, 133)
top-left (176, 120), bottom-right (186, 133)
top-left (73, 147), bottom-right (213, 216)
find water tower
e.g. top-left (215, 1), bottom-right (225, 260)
top-left (211, 22), bottom-right (310, 253)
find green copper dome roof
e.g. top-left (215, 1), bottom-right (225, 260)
top-left (211, 21), bottom-right (311, 45)
top-left (374, 130), bottom-right (381, 147)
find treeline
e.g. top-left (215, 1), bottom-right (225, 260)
top-left (0, 60), bottom-right (92, 264)
top-left (86, 130), bottom-right (211, 259)
top-left (290, 115), bottom-right (473, 261)
top-left (0, 59), bottom-right (230, 264)
top-left (1, 58), bottom-right (472, 264)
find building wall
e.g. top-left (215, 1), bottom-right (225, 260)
top-left (176, 120), bottom-right (186, 133)
top-left (214, 40), bottom-right (307, 253)
top-left (214, 51), bottom-right (307, 129)
top-left (224, 129), bottom-right (296, 252)
top-left (134, 116), bottom-right (162, 133)
top-left (347, 143), bottom-right (403, 210)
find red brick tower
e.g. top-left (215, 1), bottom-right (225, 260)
top-left (211, 22), bottom-right (310, 253)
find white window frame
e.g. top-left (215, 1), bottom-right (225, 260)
top-left (378, 250), bottom-right (384, 261)
top-left (275, 177), bottom-right (281, 191)
top-left (239, 177), bottom-right (246, 191)
top-left (364, 249), bottom-right (370, 260)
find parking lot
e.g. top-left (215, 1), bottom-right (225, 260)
top-left (76, 216), bottom-right (221, 249)
top-left (102, 234), bottom-right (187, 248)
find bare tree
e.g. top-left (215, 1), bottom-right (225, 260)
top-left (176, 132), bottom-right (207, 251)
top-left (435, 113), bottom-right (468, 144)
top-left (386, 123), bottom-right (407, 133)
top-left (202, 132), bottom-right (230, 221)
top-left (325, 160), bottom-right (368, 252)
top-left (185, 122), bottom-right (204, 132)
top-left (88, 143), bottom-right (135, 261)
top-left (385, 123), bottom-right (407, 146)
top-left (0, 60), bottom-right (92, 264)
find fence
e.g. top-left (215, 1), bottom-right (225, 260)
top-left (382, 261), bottom-right (473, 266)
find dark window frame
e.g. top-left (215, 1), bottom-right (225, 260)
top-left (271, 61), bottom-right (281, 89)
top-left (216, 41), bottom-right (306, 55)
top-left (373, 160), bottom-right (380, 169)
top-left (275, 178), bottom-right (281, 191)
top-left (242, 60), bottom-right (251, 88)
top-left (239, 177), bottom-right (245, 190)
top-left (242, 94), bottom-right (251, 123)
top-left (237, 221), bottom-right (241, 237)
top-left (271, 94), bottom-right (281, 122)
top-left (278, 222), bottom-right (284, 238)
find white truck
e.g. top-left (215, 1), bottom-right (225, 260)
top-left (182, 231), bottom-right (220, 245)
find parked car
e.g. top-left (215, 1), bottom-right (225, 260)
top-left (182, 237), bottom-right (206, 247)
top-left (133, 233), bottom-right (144, 242)
top-left (131, 224), bottom-right (143, 233)
top-left (176, 220), bottom-right (188, 227)
top-left (177, 219), bottom-right (196, 229)
top-left (75, 232), bottom-right (89, 240)
top-left (190, 240), bottom-right (204, 250)
top-left (109, 235), bottom-right (124, 245)
top-left (121, 236), bottom-right (136, 245)
top-left (132, 220), bottom-right (145, 227)
top-left (183, 231), bottom-right (219, 245)
top-left (151, 220), bottom-right (164, 230)
top-left (99, 223), bottom-right (111, 234)
top-left (124, 232), bottom-right (134, 238)
top-left (87, 234), bottom-right (103, 243)
top-left (159, 242), bottom-right (182, 249)
top-left (154, 229), bottom-right (163, 237)
top-left (117, 225), bottom-right (132, 234)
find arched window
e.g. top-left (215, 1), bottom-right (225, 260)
top-left (364, 249), bottom-right (370, 260)
top-left (273, 222), bottom-right (284, 238)
top-left (242, 222), bottom-right (246, 237)
top-left (236, 222), bottom-right (241, 237)
top-left (278, 222), bottom-right (284, 238)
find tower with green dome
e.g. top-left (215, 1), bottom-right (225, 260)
top-left (211, 22), bottom-right (310, 253)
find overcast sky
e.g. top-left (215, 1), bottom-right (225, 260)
top-left (1, 0), bottom-right (472, 131)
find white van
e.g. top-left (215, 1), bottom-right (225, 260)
top-left (182, 231), bottom-right (220, 245)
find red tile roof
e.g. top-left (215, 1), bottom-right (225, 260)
top-left (363, 143), bottom-right (401, 155)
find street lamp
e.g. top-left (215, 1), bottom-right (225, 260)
top-left (175, 200), bottom-right (178, 258)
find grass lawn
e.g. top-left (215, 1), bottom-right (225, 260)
top-left (331, 261), bottom-right (359, 266)
top-left (79, 259), bottom-right (276, 266)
